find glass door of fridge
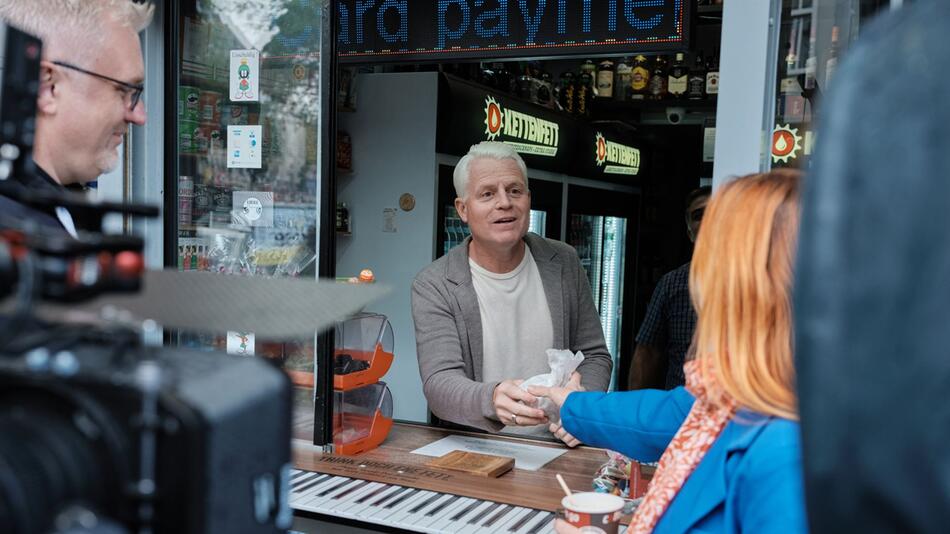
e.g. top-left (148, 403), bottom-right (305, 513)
top-left (169, 0), bottom-right (331, 441)
top-left (569, 214), bottom-right (627, 388)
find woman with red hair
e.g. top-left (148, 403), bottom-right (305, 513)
top-left (531, 170), bottom-right (806, 533)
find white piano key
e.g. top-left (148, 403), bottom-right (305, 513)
top-left (318, 479), bottom-right (373, 509)
top-left (366, 486), bottom-right (416, 517)
top-left (334, 481), bottom-right (386, 514)
top-left (440, 499), bottom-right (485, 532)
top-left (416, 495), bottom-right (471, 531)
top-left (516, 510), bottom-right (554, 534)
top-left (290, 472), bottom-right (325, 492)
top-left (306, 479), bottom-right (368, 509)
top-left (487, 507), bottom-right (532, 534)
top-left (382, 490), bottom-right (439, 525)
top-left (528, 514), bottom-right (560, 534)
top-left (508, 509), bottom-right (544, 533)
top-left (291, 473), bottom-right (335, 498)
top-left (455, 501), bottom-right (500, 534)
top-left (295, 476), bottom-right (352, 508)
top-left (290, 476), bottom-right (337, 507)
top-left (369, 488), bottom-right (430, 521)
top-left (472, 503), bottom-right (514, 531)
top-left (402, 493), bottom-right (455, 529)
top-left (347, 484), bottom-right (403, 516)
top-left (428, 497), bottom-right (476, 532)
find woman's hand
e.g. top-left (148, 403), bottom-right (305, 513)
top-left (554, 518), bottom-right (581, 533)
top-left (528, 371), bottom-right (584, 411)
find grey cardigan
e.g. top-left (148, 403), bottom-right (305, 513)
top-left (410, 233), bottom-right (613, 432)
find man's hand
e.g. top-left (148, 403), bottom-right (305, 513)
top-left (493, 379), bottom-right (547, 426)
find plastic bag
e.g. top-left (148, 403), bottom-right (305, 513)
top-left (520, 349), bottom-right (585, 421)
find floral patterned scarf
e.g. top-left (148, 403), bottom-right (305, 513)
top-left (627, 359), bottom-right (737, 533)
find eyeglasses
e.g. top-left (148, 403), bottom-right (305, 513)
top-left (52, 60), bottom-right (144, 111)
top-left (688, 207), bottom-right (705, 223)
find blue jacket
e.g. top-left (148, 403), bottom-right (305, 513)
top-left (561, 387), bottom-right (808, 533)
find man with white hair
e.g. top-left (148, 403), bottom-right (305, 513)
top-left (411, 141), bottom-right (612, 444)
top-left (0, 0), bottom-right (153, 236)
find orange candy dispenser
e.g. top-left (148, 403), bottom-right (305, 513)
top-left (333, 312), bottom-right (394, 390)
top-left (332, 313), bottom-right (395, 454)
top-left (332, 382), bottom-right (393, 455)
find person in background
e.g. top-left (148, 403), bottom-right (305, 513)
top-left (628, 186), bottom-right (710, 390)
top-left (532, 171), bottom-right (806, 533)
top-left (0, 0), bottom-right (152, 236)
top-left (795, 1), bottom-right (950, 530)
top-left (411, 141), bottom-right (612, 444)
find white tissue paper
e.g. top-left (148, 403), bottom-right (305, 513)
top-left (520, 349), bottom-right (585, 422)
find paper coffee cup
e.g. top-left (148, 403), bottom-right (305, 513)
top-left (560, 492), bottom-right (625, 534)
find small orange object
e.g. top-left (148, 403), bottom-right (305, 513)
top-left (358, 269), bottom-right (375, 282)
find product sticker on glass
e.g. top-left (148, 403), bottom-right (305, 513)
top-left (227, 331), bottom-right (255, 356)
top-left (382, 207), bottom-right (397, 233)
top-left (232, 191), bottom-right (274, 227)
top-left (229, 49), bottom-right (260, 102)
top-left (227, 125), bottom-right (263, 169)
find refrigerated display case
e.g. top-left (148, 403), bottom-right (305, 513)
top-left (566, 185), bottom-right (638, 390)
top-left (165, 0), bottom-right (335, 443)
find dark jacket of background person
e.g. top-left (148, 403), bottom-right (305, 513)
top-left (795, 1), bottom-right (950, 531)
top-left (411, 233), bottom-right (612, 432)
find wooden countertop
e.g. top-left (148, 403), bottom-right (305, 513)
top-left (293, 421), bottom-right (652, 513)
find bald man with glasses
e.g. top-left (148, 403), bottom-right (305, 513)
top-left (0, 0), bottom-right (153, 236)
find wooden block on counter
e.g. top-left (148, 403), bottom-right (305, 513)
top-left (425, 450), bottom-right (515, 478)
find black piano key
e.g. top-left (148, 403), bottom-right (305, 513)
top-left (527, 512), bottom-right (553, 534)
top-left (426, 495), bottom-right (458, 516)
top-left (290, 472), bottom-right (316, 488)
top-left (316, 478), bottom-right (352, 498)
top-left (291, 470), bottom-right (310, 481)
top-left (384, 488), bottom-right (418, 509)
top-left (510, 509), bottom-right (541, 532)
top-left (482, 504), bottom-right (512, 528)
top-left (472, 502), bottom-right (500, 524)
top-left (331, 480), bottom-right (368, 500)
top-left (451, 499), bottom-right (481, 521)
top-left (372, 486), bottom-right (407, 507)
top-left (409, 492), bottom-right (442, 514)
top-left (356, 484), bottom-right (390, 504)
top-left (294, 474), bottom-right (331, 494)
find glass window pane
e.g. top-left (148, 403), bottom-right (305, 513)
top-left (174, 0), bottom-right (325, 439)
top-left (770, 0), bottom-right (890, 170)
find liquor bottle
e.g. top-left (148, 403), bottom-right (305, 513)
top-left (614, 58), bottom-right (632, 101)
top-left (576, 68), bottom-right (594, 116)
top-left (687, 53), bottom-right (706, 100)
top-left (705, 49), bottom-right (719, 97)
top-left (492, 62), bottom-right (513, 93)
top-left (648, 56), bottom-right (668, 100)
top-left (667, 52), bottom-right (688, 99)
top-left (631, 55), bottom-right (651, 100)
top-left (804, 26), bottom-right (817, 91)
top-left (537, 71), bottom-right (553, 107)
top-left (516, 64), bottom-right (533, 101)
top-left (558, 71), bottom-right (576, 114)
top-left (596, 59), bottom-right (615, 98)
top-left (825, 25), bottom-right (840, 85)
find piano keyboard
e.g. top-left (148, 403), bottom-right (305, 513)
top-left (290, 468), bottom-right (557, 533)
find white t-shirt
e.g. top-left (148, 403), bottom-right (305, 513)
top-left (470, 247), bottom-right (554, 437)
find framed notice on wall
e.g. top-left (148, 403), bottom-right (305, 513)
top-left (338, 0), bottom-right (691, 63)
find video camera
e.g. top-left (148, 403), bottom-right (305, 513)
top-left (0, 22), bottom-right (293, 534)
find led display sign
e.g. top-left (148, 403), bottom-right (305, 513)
top-left (338, 0), bottom-right (690, 63)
